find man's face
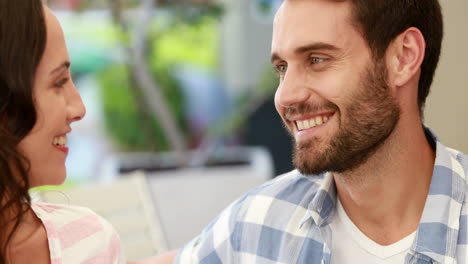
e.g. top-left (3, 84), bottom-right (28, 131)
top-left (271, 0), bottom-right (400, 175)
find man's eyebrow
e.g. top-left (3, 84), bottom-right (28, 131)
top-left (271, 42), bottom-right (339, 63)
top-left (50, 61), bottom-right (71, 76)
top-left (295, 43), bottom-right (339, 54)
top-left (271, 53), bottom-right (282, 64)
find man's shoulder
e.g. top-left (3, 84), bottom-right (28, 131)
top-left (176, 171), bottom-right (328, 263)
top-left (445, 148), bottom-right (468, 255)
top-left (446, 147), bottom-right (468, 171)
top-left (255, 169), bottom-right (324, 193)
top-left (231, 170), bottom-right (326, 214)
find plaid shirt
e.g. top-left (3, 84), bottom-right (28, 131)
top-left (176, 131), bottom-right (468, 264)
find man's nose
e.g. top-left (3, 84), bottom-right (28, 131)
top-left (275, 67), bottom-right (311, 108)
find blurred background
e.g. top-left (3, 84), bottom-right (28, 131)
top-left (35, 0), bottom-right (468, 261)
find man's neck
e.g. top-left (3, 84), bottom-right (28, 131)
top-left (333, 119), bottom-right (435, 246)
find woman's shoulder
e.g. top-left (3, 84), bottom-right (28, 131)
top-left (31, 201), bottom-right (118, 238)
top-left (32, 201), bottom-right (94, 216)
top-left (31, 202), bottom-right (126, 263)
top-left (32, 202), bottom-right (105, 228)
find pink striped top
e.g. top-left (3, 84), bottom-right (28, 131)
top-left (31, 202), bottom-right (126, 264)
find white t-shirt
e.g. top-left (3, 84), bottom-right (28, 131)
top-left (330, 199), bottom-right (416, 264)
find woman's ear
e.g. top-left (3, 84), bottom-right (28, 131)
top-left (386, 27), bottom-right (426, 88)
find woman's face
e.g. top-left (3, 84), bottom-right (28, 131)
top-left (18, 7), bottom-right (86, 187)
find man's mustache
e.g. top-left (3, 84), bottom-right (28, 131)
top-left (285, 101), bottom-right (338, 119)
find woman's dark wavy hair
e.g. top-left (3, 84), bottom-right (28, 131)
top-left (0, 0), bottom-right (46, 262)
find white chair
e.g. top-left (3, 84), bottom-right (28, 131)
top-left (35, 171), bottom-right (168, 261)
top-left (144, 146), bottom-right (273, 248)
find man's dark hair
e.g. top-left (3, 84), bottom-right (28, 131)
top-left (349, 0), bottom-right (443, 113)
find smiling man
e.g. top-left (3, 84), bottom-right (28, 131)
top-left (166, 0), bottom-right (468, 263)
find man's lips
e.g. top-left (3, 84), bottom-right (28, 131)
top-left (293, 112), bottom-right (335, 131)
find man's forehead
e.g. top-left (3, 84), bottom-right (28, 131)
top-left (274, 0), bottom-right (352, 28)
top-left (272, 0), bottom-right (356, 55)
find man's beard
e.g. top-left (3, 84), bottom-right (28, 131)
top-left (290, 59), bottom-right (400, 175)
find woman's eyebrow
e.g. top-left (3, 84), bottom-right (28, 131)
top-left (50, 61), bottom-right (70, 76)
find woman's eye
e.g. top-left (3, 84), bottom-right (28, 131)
top-left (54, 78), bottom-right (69, 88)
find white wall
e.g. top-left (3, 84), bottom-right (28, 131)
top-left (425, 0), bottom-right (468, 153)
top-left (218, 0), bottom-right (274, 97)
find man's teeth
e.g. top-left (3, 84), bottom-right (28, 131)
top-left (296, 115), bottom-right (330, 131)
top-left (53, 136), bottom-right (67, 146)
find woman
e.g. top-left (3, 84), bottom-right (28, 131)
top-left (0, 1), bottom-right (125, 263)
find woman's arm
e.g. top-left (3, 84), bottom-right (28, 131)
top-left (128, 250), bottom-right (178, 264)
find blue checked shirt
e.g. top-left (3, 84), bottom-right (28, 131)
top-left (176, 130), bottom-right (468, 264)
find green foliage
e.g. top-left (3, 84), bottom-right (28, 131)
top-left (150, 15), bottom-right (219, 70)
top-left (98, 64), bottom-right (186, 151)
top-left (166, 4), bottom-right (224, 25)
top-left (98, 10), bottom-right (220, 151)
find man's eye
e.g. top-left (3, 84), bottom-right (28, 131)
top-left (310, 57), bottom-right (326, 64)
top-left (276, 64), bottom-right (288, 73)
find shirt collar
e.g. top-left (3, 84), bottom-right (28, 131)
top-left (300, 129), bottom-right (467, 263)
top-left (300, 172), bottom-right (337, 228)
top-left (411, 130), bottom-right (466, 264)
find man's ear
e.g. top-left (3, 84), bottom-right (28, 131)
top-left (387, 27), bottom-right (426, 88)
